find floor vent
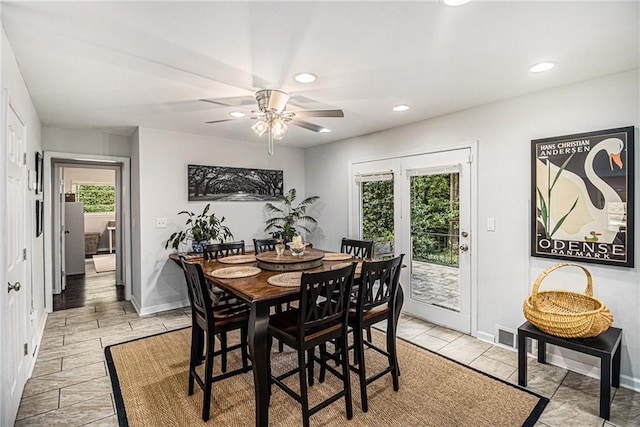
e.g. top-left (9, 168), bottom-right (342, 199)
top-left (496, 326), bottom-right (517, 349)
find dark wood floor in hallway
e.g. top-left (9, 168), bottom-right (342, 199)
top-left (53, 259), bottom-right (124, 311)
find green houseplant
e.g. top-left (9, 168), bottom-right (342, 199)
top-left (264, 188), bottom-right (319, 243)
top-left (165, 204), bottom-right (233, 252)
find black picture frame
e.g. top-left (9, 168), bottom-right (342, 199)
top-left (36, 199), bottom-right (43, 237)
top-left (35, 151), bottom-right (43, 195)
top-left (187, 164), bottom-right (284, 201)
top-left (531, 126), bottom-right (635, 267)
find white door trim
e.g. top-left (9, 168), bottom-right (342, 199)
top-left (348, 141), bottom-right (478, 336)
top-left (43, 151), bottom-right (132, 312)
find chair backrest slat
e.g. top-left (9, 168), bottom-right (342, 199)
top-left (357, 254), bottom-right (404, 314)
top-left (253, 238), bottom-right (278, 253)
top-left (298, 263), bottom-right (356, 336)
top-left (341, 237), bottom-right (374, 259)
top-left (204, 240), bottom-right (245, 260)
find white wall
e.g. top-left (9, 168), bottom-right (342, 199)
top-left (305, 71), bottom-right (640, 388)
top-left (1, 27), bottom-right (44, 422)
top-left (43, 127), bottom-right (131, 158)
top-left (133, 127), bottom-right (306, 314)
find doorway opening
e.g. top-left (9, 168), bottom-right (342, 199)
top-left (43, 152), bottom-right (132, 313)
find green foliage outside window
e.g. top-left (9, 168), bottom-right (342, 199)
top-left (360, 174), bottom-right (459, 266)
top-left (76, 184), bottom-right (116, 213)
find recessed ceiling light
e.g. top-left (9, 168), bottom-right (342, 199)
top-left (442, 0), bottom-right (472, 6)
top-left (319, 128), bottom-right (331, 133)
top-left (229, 111), bottom-right (246, 118)
top-left (529, 62), bottom-right (556, 73)
top-left (393, 105), bottom-right (410, 112)
top-left (294, 72), bottom-right (317, 83)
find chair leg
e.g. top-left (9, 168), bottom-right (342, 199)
top-left (275, 304), bottom-right (285, 352)
top-left (241, 326), bottom-right (249, 370)
top-left (188, 326), bottom-right (202, 396)
top-left (220, 332), bottom-right (228, 373)
top-left (319, 343), bottom-right (327, 383)
top-left (366, 326), bottom-right (372, 342)
top-left (298, 349), bottom-right (311, 427)
top-left (355, 327), bottom-right (369, 412)
top-left (387, 318), bottom-right (400, 389)
top-left (340, 333), bottom-right (354, 420)
top-left (307, 348), bottom-right (315, 386)
top-left (202, 333), bottom-right (215, 422)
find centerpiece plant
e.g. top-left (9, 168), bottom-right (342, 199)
top-left (165, 203), bottom-right (233, 252)
top-left (264, 188), bottom-right (319, 243)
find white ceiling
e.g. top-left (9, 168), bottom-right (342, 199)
top-left (2, 1), bottom-right (638, 149)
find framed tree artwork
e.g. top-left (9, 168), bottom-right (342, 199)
top-left (187, 164), bottom-right (283, 201)
top-left (531, 126), bottom-right (635, 267)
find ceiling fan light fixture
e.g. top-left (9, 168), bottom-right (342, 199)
top-left (251, 120), bottom-right (268, 137)
top-left (229, 111), bottom-right (246, 118)
top-left (294, 72), bottom-right (317, 83)
top-left (393, 104), bottom-right (410, 112)
top-left (529, 62), bottom-right (555, 73)
top-left (272, 118), bottom-right (288, 140)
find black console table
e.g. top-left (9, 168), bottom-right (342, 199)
top-left (517, 321), bottom-right (622, 420)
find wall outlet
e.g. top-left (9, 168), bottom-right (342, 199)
top-left (156, 218), bottom-right (167, 228)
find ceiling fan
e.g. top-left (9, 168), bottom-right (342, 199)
top-left (201, 89), bottom-right (344, 155)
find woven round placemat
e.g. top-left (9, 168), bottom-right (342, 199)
top-left (267, 272), bottom-right (303, 287)
top-left (330, 261), bottom-right (362, 275)
top-left (210, 266), bottom-right (261, 279)
top-left (322, 252), bottom-right (354, 261)
top-left (217, 254), bottom-right (257, 264)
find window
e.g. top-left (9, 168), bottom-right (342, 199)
top-left (75, 184), bottom-right (115, 213)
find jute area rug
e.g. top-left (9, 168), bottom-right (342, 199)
top-left (106, 328), bottom-right (547, 426)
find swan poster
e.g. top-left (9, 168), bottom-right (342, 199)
top-left (531, 126), bottom-right (635, 267)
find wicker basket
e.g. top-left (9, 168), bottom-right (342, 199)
top-left (523, 263), bottom-right (613, 338)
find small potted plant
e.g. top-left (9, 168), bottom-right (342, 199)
top-left (165, 204), bottom-right (233, 252)
top-left (264, 188), bottom-right (319, 243)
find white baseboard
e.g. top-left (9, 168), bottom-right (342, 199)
top-left (476, 331), bottom-right (494, 344)
top-left (130, 295), bottom-right (142, 315)
top-left (136, 299), bottom-right (189, 316)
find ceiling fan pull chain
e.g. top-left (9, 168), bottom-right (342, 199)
top-left (268, 127), bottom-right (275, 156)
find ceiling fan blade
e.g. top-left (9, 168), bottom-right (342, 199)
top-left (291, 109), bottom-right (344, 118)
top-left (205, 118), bottom-right (241, 124)
top-left (289, 119), bottom-right (326, 133)
top-left (199, 96), bottom-right (255, 110)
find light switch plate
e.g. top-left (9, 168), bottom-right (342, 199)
top-left (487, 218), bottom-right (495, 231)
top-left (156, 218), bottom-right (167, 228)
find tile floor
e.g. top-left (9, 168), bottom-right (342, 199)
top-left (15, 304), bottom-right (640, 426)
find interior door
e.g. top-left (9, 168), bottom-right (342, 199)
top-left (4, 98), bottom-right (29, 424)
top-left (64, 202), bottom-right (85, 275)
top-left (400, 149), bottom-right (472, 333)
top-left (53, 165), bottom-right (66, 293)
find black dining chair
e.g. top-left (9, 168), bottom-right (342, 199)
top-left (268, 264), bottom-right (356, 427)
top-left (341, 237), bottom-right (374, 259)
top-left (179, 256), bottom-right (252, 422)
top-left (253, 238), bottom-right (278, 253)
top-left (338, 254), bottom-right (404, 412)
top-left (203, 240), bottom-right (245, 261)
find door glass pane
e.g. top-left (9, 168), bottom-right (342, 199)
top-left (361, 178), bottom-right (394, 259)
top-left (409, 173), bottom-right (460, 312)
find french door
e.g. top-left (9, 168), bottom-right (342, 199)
top-left (351, 148), bottom-right (473, 333)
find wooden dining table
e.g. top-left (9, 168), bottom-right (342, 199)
top-left (172, 247), bottom-right (404, 427)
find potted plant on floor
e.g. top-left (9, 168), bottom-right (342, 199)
top-left (264, 188), bottom-right (319, 243)
top-left (165, 204), bottom-right (233, 252)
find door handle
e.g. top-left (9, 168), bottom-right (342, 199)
top-left (7, 281), bottom-right (21, 292)
top-left (459, 244), bottom-right (469, 252)
top-left (65, 230), bottom-right (70, 234)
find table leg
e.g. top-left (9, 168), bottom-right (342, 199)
top-left (600, 354), bottom-right (612, 420)
top-left (612, 344), bottom-right (621, 388)
top-left (518, 332), bottom-right (527, 386)
top-left (249, 303), bottom-right (271, 427)
top-left (537, 340), bottom-right (547, 363)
